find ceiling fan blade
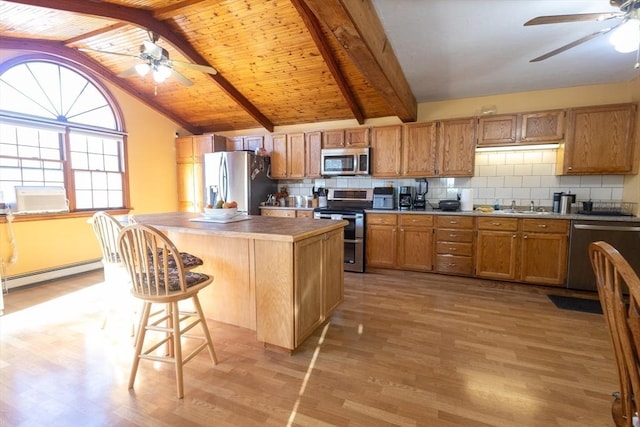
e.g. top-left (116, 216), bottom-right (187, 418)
top-left (78, 47), bottom-right (140, 59)
top-left (171, 60), bottom-right (218, 75)
top-left (530, 27), bottom-right (617, 62)
top-left (170, 69), bottom-right (194, 87)
top-left (524, 12), bottom-right (624, 26)
top-left (117, 66), bottom-right (140, 78)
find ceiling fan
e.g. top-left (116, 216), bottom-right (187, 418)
top-left (525, 0), bottom-right (640, 64)
top-left (80, 32), bottom-right (218, 87)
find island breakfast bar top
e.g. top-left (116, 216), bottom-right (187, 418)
top-left (131, 212), bottom-right (347, 242)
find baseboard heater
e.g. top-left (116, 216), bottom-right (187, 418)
top-left (4, 259), bottom-right (102, 290)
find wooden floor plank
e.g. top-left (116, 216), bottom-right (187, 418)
top-left (0, 268), bottom-right (617, 426)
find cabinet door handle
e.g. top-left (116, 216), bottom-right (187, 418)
top-left (537, 224), bottom-right (547, 228)
top-left (491, 222), bottom-right (501, 226)
top-left (512, 234), bottom-right (517, 238)
top-left (449, 234), bottom-right (457, 238)
top-left (450, 247), bottom-right (457, 251)
top-left (524, 235), bottom-right (528, 239)
top-left (449, 221), bottom-right (458, 224)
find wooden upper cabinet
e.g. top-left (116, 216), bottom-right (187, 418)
top-left (520, 110), bottom-right (565, 143)
top-left (269, 133), bottom-right (305, 179)
top-left (402, 122), bottom-right (437, 176)
top-left (322, 128), bottom-right (369, 148)
top-left (477, 114), bottom-right (517, 146)
top-left (477, 110), bottom-right (566, 146)
top-left (371, 125), bottom-right (402, 177)
top-left (558, 103), bottom-right (637, 175)
top-left (287, 133), bottom-right (305, 179)
top-left (269, 134), bottom-right (287, 179)
top-left (305, 131), bottom-right (322, 178)
top-left (438, 118), bottom-right (476, 176)
top-left (176, 135), bottom-right (218, 163)
top-left (226, 135), bottom-right (264, 152)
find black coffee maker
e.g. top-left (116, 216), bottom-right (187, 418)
top-left (398, 186), bottom-right (413, 210)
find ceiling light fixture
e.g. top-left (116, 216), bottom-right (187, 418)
top-left (134, 62), bottom-right (150, 76)
top-left (609, 18), bottom-right (640, 53)
top-left (152, 64), bottom-right (172, 83)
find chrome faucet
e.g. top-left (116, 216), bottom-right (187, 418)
top-left (530, 201), bottom-right (535, 212)
top-left (511, 200), bottom-right (516, 211)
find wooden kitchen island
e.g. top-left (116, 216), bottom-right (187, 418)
top-left (131, 212), bottom-right (346, 351)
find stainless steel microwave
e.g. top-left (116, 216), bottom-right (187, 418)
top-left (320, 147), bottom-right (370, 176)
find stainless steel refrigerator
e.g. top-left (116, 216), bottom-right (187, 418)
top-left (203, 151), bottom-right (277, 215)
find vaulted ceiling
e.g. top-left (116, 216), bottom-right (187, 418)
top-left (1, 1), bottom-right (638, 135)
top-left (0, 0), bottom-right (416, 134)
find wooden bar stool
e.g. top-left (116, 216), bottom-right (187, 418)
top-left (118, 223), bottom-right (218, 399)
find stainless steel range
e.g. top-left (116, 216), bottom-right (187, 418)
top-left (313, 188), bottom-right (373, 273)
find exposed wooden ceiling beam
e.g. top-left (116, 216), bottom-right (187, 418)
top-left (299, 0), bottom-right (417, 122)
top-left (0, 36), bottom-right (203, 135)
top-left (291, 0), bottom-right (365, 125)
top-left (4, 0), bottom-right (275, 132)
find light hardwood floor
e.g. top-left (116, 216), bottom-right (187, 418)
top-left (0, 269), bottom-right (617, 426)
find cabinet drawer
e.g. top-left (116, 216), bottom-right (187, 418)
top-left (435, 255), bottom-right (474, 275)
top-left (436, 215), bottom-right (474, 229)
top-left (477, 217), bottom-right (519, 231)
top-left (399, 214), bottom-right (433, 227)
top-left (262, 209), bottom-right (295, 218)
top-left (436, 241), bottom-right (473, 256)
top-left (522, 219), bottom-right (568, 234)
top-left (367, 213), bottom-right (397, 225)
top-left (296, 210), bottom-right (313, 218)
top-left (435, 229), bottom-right (474, 243)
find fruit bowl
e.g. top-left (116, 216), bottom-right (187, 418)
top-left (203, 207), bottom-right (237, 219)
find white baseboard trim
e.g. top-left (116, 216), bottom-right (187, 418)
top-left (4, 260), bottom-right (103, 290)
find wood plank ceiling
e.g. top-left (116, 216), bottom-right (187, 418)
top-left (0, 0), bottom-right (417, 134)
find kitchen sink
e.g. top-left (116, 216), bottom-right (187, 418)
top-left (493, 209), bottom-right (551, 215)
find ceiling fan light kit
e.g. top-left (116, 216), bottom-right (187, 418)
top-left (609, 17), bottom-right (640, 52)
top-left (525, 0), bottom-right (640, 66)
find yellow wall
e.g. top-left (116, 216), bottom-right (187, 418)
top-left (0, 49), bottom-right (181, 278)
top-left (623, 75), bottom-right (640, 205)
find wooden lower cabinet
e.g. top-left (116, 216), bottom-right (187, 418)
top-left (366, 213), bottom-right (397, 268)
top-left (475, 217), bottom-right (569, 286)
top-left (366, 213), bottom-right (434, 272)
top-left (261, 208), bottom-right (312, 218)
top-left (397, 214), bottom-right (433, 271)
top-left (435, 215), bottom-right (475, 276)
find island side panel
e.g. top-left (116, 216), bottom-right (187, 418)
top-left (294, 234), bottom-right (324, 347)
top-left (324, 228), bottom-right (345, 316)
top-left (162, 229), bottom-right (256, 330)
top-left (254, 239), bottom-right (295, 349)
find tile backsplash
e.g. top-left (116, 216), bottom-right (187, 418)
top-left (280, 147), bottom-right (624, 210)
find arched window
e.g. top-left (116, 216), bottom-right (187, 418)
top-left (0, 55), bottom-right (128, 213)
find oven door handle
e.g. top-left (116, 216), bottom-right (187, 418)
top-left (317, 214), bottom-right (358, 220)
top-left (573, 224), bottom-right (640, 232)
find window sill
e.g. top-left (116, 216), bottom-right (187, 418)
top-left (0, 209), bottom-right (131, 223)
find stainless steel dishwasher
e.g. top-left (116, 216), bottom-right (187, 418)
top-left (567, 220), bottom-right (640, 291)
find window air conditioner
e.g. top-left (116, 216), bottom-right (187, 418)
top-left (14, 186), bottom-right (69, 214)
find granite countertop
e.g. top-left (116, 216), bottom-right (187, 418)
top-left (363, 208), bottom-right (640, 222)
top-left (132, 212), bottom-right (347, 242)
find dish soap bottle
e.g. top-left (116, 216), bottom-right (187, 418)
top-left (493, 199), bottom-right (500, 210)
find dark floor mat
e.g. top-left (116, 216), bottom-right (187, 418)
top-left (548, 295), bottom-right (603, 314)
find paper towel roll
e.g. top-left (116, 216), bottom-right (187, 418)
top-left (460, 189), bottom-right (474, 211)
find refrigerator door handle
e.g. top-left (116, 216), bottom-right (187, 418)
top-left (219, 155), bottom-right (228, 202)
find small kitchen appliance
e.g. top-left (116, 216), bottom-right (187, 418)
top-left (373, 187), bottom-right (395, 210)
top-left (412, 179), bottom-right (428, 211)
top-left (439, 199), bottom-right (461, 211)
top-left (398, 186), bottom-right (413, 210)
top-left (559, 192), bottom-right (576, 215)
